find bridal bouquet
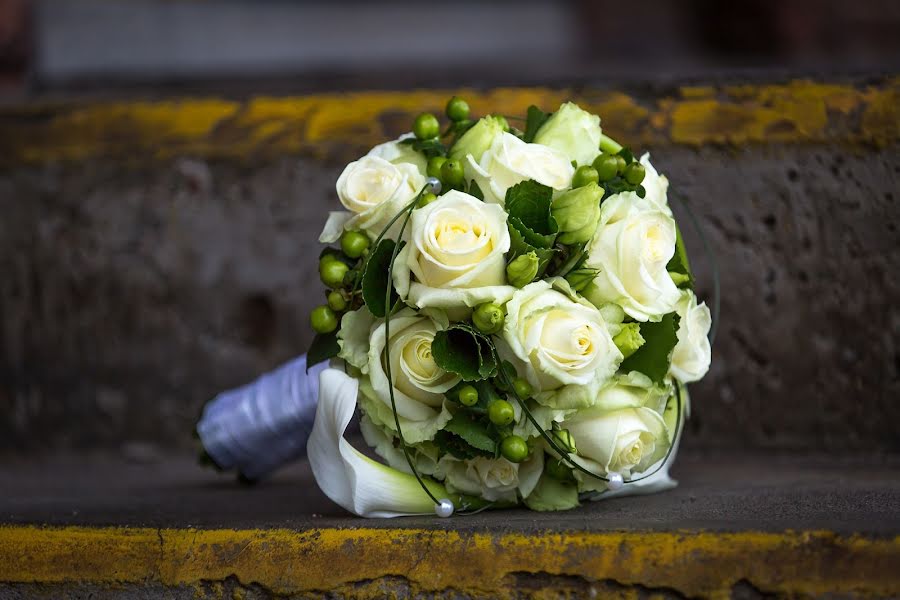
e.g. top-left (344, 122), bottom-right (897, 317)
top-left (306, 97), bottom-right (712, 517)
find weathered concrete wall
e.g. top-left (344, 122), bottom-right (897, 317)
top-left (0, 81), bottom-right (898, 455)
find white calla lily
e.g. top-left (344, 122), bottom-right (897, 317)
top-left (308, 368), bottom-right (448, 518)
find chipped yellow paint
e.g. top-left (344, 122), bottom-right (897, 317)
top-left (0, 79), bottom-right (898, 166)
top-left (1, 526), bottom-right (898, 598)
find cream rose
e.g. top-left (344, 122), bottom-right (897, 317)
top-left (639, 153), bottom-right (672, 216)
top-left (440, 452), bottom-right (543, 502)
top-left (533, 102), bottom-right (603, 167)
top-left (502, 280), bottom-right (622, 393)
top-left (326, 154), bottom-right (425, 242)
top-left (393, 190), bottom-right (516, 309)
top-left (367, 133), bottom-right (428, 176)
top-left (359, 308), bottom-right (459, 443)
top-left (669, 290), bottom-right (712, 383)
top-left (565, 406), bottom-right (670, 477)
top-left (465, 132), bottom-right (575, 205)
top-left (583, 192), bottom-right (681, 322)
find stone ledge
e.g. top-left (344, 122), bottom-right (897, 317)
top-left (0, 454), bottom-right (898, 598)
top-left (1, 78), bottom-right (898, 166)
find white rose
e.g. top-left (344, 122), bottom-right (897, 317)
top-left (393, 190), bottom-right (516, 309)
top-left (639, 153), bottom-right (672, 216)
top-left (440, 452), bottom-right (543, 502)
top-left (565, 406), bottom-right (670, 477)
top-left (584, 192), bottom-right (681, 322)
top-left (367, 133), bottom-right (428, 176)
top-left (361, 308), bottom-right (460, 443)
top-left (533, 101), bottom-right (603, 167)
top-left (669, 290), bottom-right (712, 383)
top-left (330, 154), bottom-right (425, 241)
top-left (465, 132), bottom-right (575, 205)
top-left (503, 280), bottom-right (622, 393)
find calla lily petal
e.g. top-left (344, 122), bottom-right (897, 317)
top-left (308, 368), bottom-right (448, 518)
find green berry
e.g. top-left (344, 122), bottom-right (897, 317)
top-left (572, 165), bottom-right (599, 188)
top-left (441, 159), bottom-right (465, 188)
top-left (488, 399), bottom-right (515, 426)
top-left (340, 230), bottom-right (370, 259)
top-left (418, 192), bottom-right (438, 208)
top-left (545, 457), bottom-right (575, 482)
top-left (624, 162), bottom-right (646, 185)
top-left (310, 305), bottom-right (338, 334)
top-left (458, 385), bottom-right (479, 407)
top-left (413, 113), bottom-right (440, 140)
top-left (426, 156), bottom-right (447, 179)
top-left (472, 302), bottom-right (505, 334)
top-left (327, 290), bottom-right (348, 312)
top-left (320, 260), bottom-right (349, 288)
top-left (512, 377), bottom-right (533, 400)
top-left (592, 154), bottom-right (619, 182)
top-left (500, 435), bottom-right (529, 463)
top-left (320, 252), bottom-right (340, 266)
top-left (445, 96), bottom-right (470, 122)
top-left (615, 155), bottom-right (627, 175)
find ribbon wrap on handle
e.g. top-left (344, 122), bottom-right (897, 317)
top-left (197, 354), bottom-right (327, 480)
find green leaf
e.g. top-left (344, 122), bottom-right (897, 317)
top-left (666, 222), bottom-right (694, 289)
top-left (444, 413), bottom-right (498, 454)
top-left (617, 147), bottom-right (635, 164)
top-left (401, 137), bottom-right (447, 159)
top-left (306, 331), bottom-right (340, 369)
top-left (524, 105), bottom-right (551, 143)
top-left (619, 312), bottom-right (681, 384)
top-left (362, 239), bottom-right (405, 318)
top-left (468, 179), bottom-right (485, 201)
top-left (505, 180), bottom-right (558, 237)
top-left (432, 324), bottom-right (498, 381)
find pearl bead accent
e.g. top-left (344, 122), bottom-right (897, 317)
top-left (435, 498), bottom-right (455, 518)
top-left (607, 472), bottom-right (625, 491)
top-left (426, 177), bottom-right (442, 195)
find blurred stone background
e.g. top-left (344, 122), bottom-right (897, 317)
top-left (0, 0), bottom-right (898, 459)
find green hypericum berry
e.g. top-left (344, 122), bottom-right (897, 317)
top-left (624, 162), bottom-right (646, 185)
top-left (320, 260), bottom-right (349, 288)
top-left (592, 154), bottom-right (619, 182)
top-left (445, 96), bottom-right (470, 122)
top-left (458, 384), bottom-right (479, 406)
top-left (571, 165), bottom-right (599, 188)
top-left (427, 156), bottom-right (447, 179)
top-left (488, 399), bottom-right (515, 426)
top-left (340, 230), bottom-right (370, 259)
top-left (319, 253), bottom-right (340, 266)
top-left (512, 377), bottom-right (533, 400)
top-left (545, 457), bottom-right (575, 482)
top-left (310, 305), bottom-right (338, 334)
top-left (413, 113), bottom-right (440, 140)
top-left (472, 302), bottom-right (505, 334)
top-left (500, 435), bottom-right (529, 463)
top-left (440, 159), bottom-right (465, 188)
top-left (615, 155), bottom-right (627, 175)
top-left (327, 290), bottom-right (348, 312)
top-left (418, 192), bottom-right (438, 208)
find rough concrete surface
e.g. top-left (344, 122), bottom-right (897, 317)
top-left (1, 144), bottom-right (898, 455)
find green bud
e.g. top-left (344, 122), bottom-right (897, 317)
top-left (327, 290), bottom-right (348, 312)
top-left (457, 384), bottom-right (479, 407)
top-left (506, 251), bottom-right (539, 288)
top-left (612, 322), bottom-right (645, 359)
top-left (533, 102), bottom-right (603, 167)
top-left (445, 96), bottom-right (470, 122)
top-left (320, 260), bottom-right (349, 289)
top-left (441, 159), bottom-right (465, 188)
top-left (564, 268), bottom-right (598, 293)
top-left (448, 115), bottom-right (506, 163)
top-left (550, 182), bottom-right (604, 245)
top-left (340, 230), bottom-right (370, 259)
top-left (418, 192), bottom-right (438, 208)
top-left (512, 377), bottom-right (533, 400)
top-left (426, 156), bottom-right (446, 179)
top-left (550, 428), bottom-right (577, 454)
top-left (310, 305), bottom-right (338, 334)
top-left (413, 113), bottom-right (440, 140)
top-left (494, 115), bottom-right (510, 132)
top-left (472, 302), bottom-right (505, 334)
top-left (500, 435), bottom-right (529, 463)
top-left (488, 399), bottom-right (515, 426)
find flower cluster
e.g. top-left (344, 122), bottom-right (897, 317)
top-left (307, 97), bottom-right (712, 517)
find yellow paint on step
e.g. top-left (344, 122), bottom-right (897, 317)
top-left (0, 79), bottom-right (898, 166)
top-left (0, 526), bottom-right (898, 598)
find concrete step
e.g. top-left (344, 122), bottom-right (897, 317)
top-left (1, 453), bottom-right (898, 598)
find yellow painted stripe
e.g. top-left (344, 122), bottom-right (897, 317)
top-left (1, 79), bottom-right (898, 166)
top-left (1, 526), bottom-right (898, 598)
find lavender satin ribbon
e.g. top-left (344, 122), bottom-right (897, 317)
top-left (197, 354), bottom-right (327, 480)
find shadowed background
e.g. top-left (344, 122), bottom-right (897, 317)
top-left (0, 0), bottom-right (898, 461)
